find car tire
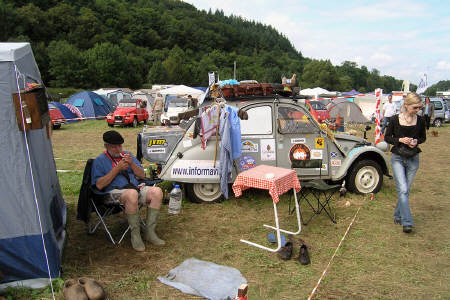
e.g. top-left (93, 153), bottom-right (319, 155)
top-left (346, 159), bottom-right (383, 194)
top-left (52, 124), bottom-right (61, 130)
top-left (144, 119), bottom-right (147, 125)
top-left (186, 183), bottom-right (223, 204)
top-left (107, 123), bottom-right (113, 127)
top-left (433, 118), bottom-right (442, 127)
top-left (132, 117), bottom-right (138, 128)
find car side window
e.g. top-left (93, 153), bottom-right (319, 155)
top-left (433, 101), bottom-right (443, 110)
top-left (241, 105), bottom-right (272, 135)
top-left (277, 105), bottom-right (317, 134)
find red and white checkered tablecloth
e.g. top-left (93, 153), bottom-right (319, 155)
top-left (232, 165), bottom-right (301, 203)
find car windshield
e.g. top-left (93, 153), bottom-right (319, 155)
top-left (168, 100), bottom-right (188, 108)
top-left (118, 102), bottom-right (135, 107)
top-left (309, 101), bottom-right (326, 110)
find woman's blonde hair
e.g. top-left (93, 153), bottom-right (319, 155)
top-left (404, 93), bottom-right (422, 106)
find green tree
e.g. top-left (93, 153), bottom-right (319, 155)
top-left (47, 40), bottom-right (87, 87)
top-left (301, 59), bottom-right (340, 90)
top-left (85, 42), bottom-right (129, 88)
top-left (162, 45), bottom-right (188, 84)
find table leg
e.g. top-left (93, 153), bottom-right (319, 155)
top-left (264, 188), bottom-right (302, 235)
top-left (240, 201), bottom-right (282, 252)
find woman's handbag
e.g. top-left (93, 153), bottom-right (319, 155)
top-left (397, 144), bottom-right (418, 158)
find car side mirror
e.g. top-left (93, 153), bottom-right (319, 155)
top-left (364, 125), bottom-right (371, 139)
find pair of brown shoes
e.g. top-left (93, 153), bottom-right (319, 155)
top-left (277, 242), bottom-right (310, 265)
top-left (63, 277), bottom-right (105, 300)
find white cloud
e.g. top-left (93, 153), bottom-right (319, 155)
top-left (437, 61), bottom-right (450, 70)
top-left (367, 53), bottom-right (394, 67)
top-left (328, 0), bottom-right (428, 20)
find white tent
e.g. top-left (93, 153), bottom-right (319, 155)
top-left (300, 87), bottom-right (337, 98)
top-left (158, 85), bottom-right (204, 98)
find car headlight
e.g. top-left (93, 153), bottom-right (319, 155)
top-left (375, 141), bottom-right (389, 152)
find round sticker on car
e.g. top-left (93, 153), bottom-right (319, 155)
top-left (239, 155), bottom-right (256, 171)
top-left (289, 144), bottom-right (311, 161)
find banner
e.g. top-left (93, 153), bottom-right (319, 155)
top-left (374, 88), bottom-right (383, 145)
top-left (416, 73), bottom-right (428, 94)
top-left (208, 72), bottom-right (215, 86)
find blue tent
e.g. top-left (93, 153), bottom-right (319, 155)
top-left (50, 102), bottom-right (79, 123)
top-left (342, 89), bottom-right (360, 96)
top-left (0, 43), bottom-right (66, 289)
top-left (66, 91), bottom-right (114, 119)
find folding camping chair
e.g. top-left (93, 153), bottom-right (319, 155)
top-left (289, 161), bottom-right (341, 225)
top-left (77, 159), bottom-right (161, 245)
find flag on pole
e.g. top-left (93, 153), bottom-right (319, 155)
top-left (374, 88), bottom-right (383, 145)
top-left (416, 73), bottom-right (428, 94)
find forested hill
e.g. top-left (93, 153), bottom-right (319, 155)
top-left (2, 0), bottom-right (406, 93)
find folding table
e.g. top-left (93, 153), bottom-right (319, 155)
top-left (232, 165), bottom-right (302, 252)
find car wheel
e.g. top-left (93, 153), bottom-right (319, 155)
top-left (52, 124), bottom-right (61, 129)
top-left (346, 159), bottom-right (383, 194)
top-left (132, 117), bottom-right (138, 128)
top-left (186, 183), bottom-right (223, 203)
top-left (107, 123), bottom-right (113, 127)
top-left (144, 119), bottom-right (147, 125)
top-left (433, 118), bottom-right (442, 127)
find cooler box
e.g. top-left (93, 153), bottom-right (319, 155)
top-left (139, 126), bottom-right (185, 164)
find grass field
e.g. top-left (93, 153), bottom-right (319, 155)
top-left (3, 120), bottom-right (450, 300)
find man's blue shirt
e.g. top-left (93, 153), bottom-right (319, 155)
top-left (91, 151), bottom-right (141, 194)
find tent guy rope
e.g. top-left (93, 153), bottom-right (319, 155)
top-left (14, 65), bottom-right (55, 300)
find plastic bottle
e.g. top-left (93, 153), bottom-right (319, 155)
top-left (168, 184), bottom-right (182, 215)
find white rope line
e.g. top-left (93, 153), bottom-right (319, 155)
top-left (54, 158), bottom-right (88, 162)
top-left (15, 65), bottom-right (55, 300)
top-left (307, 194), bottom-right (370, 300)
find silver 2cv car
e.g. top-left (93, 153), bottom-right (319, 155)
top-left (138, 96), bottom-right (390, 203)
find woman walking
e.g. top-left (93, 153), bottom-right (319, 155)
top-left (384, 93), bottom-right (426, 233)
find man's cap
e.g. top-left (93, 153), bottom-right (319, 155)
top-left (103, 130), bottom-right (124, 145)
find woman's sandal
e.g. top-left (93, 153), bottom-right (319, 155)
top-left (63, 279), bottom-right (88, 300)
top-left (78, 277), bottom-right (106, 300)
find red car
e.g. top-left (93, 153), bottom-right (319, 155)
top-left (305, 100), bottom-right (331, 123)
top-left (106, 98), bottom-right (149, 127)
top-left (48, 103), bottom-right (66, 129)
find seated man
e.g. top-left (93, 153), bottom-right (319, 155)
top-left (91, 130), bottom-right (164, 252)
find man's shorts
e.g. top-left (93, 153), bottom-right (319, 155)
top-left (108, 186), bottom-right (151, 205)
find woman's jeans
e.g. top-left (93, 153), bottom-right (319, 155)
top-left (391, 153), bottom-right (420, 226)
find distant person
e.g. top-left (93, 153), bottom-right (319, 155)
top-left (384, 93), bottom-right (426, 234)
top-left (91, 130), bottom-right (165, 251)
top-left (381, 95), bottom-right (396, 135)
top-left (152, 93), bottom-right (164, 124)
top-left (423, 97), bottom-right (434, 130)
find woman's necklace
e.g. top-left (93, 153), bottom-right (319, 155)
top-left (400, 113), bottom-right (415, 125)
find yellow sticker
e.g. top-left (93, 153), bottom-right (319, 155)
top-left (315, 137), bottom-right (325, 149)
top-left (148, 139), bottom-right (167, 147)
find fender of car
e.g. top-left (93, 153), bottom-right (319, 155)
top-left (139, 96), bottom-right (390, 203)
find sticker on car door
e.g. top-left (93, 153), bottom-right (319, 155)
top-left (315, 137), bottom-right (325, 149)
top-left (261, 139), bottom-right (276, 161)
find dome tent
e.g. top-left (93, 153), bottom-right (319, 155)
top-left (66, 91), bottom-right (114, 119)
top-left (327, 98), bottom-right (368, 124)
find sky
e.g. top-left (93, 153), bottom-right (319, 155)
top-left (184, 0), bottom-right (450, 87)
